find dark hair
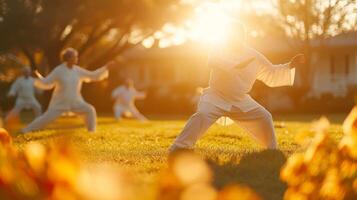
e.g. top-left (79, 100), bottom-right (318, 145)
top-left (60, 48), bottom-right (78, 62)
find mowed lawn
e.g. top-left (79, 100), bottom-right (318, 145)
top-left (12, 113), bottom-right (346, 200)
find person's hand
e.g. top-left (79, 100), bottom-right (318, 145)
top-left (34, 70), bottom-right (44, 79)
top-left (289, 54), bottom-right (305, 68)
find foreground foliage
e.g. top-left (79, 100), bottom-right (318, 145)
top-left (281, 109), bottom-right (357, 200)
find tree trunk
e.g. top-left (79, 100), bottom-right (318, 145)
top-left (46, 48), bottom-right (61, 70)
top-left (22, 48), bottom-right (37, 70)
top-left (301, 42), bottom-right (312, 90)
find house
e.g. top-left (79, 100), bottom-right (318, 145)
top-left (119, 43), bottom-right (210, 89)
top-left (309, 32), bottom-right (357, 98)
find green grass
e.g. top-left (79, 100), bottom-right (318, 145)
top-left (12, 114), bottom-right (345, 200)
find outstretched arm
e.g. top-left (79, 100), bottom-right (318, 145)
top-left (135, 91), bottom-right (146, 99)
top-left (34, 70), bottom-right (57, 90)
top-left (78, 66), bottom-right (109, 83)
top-left (80, 61), bottom-right (117, 83)
top-left (256, 51), bottom-right (304, 87)
top-left (7, 79), bottom-right (19, 97)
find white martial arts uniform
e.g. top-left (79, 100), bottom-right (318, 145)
top-left (22, 64), bottom-right (108, 133)
top-left (6, 76), bottom-right (42, 119)
top-left (111, 86), bottom-right (147, 121)
top-left (171, 46), bottom-right (295, 150)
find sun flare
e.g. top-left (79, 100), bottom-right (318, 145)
top-left (187, 3), bottom-right (235, 45)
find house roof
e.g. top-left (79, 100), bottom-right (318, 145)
top-left (249, 36), bottom-right (301, 54)
top-left (311, 31), bottom-right (357, 47)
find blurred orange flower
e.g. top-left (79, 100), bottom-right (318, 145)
top-left (281, 107), bottom-right (357, 200)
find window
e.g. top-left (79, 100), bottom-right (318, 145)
top-left (330, 54), bottom-right (350, 78)
top-left (330, 55), bottom-right (335, 75)
top-left (345, 55), bottom-right (349, 76)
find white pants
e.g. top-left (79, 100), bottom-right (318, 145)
top-left (22, 102), bottom-right (97, 133)
top-left (170, 101), bottom-right (277, 150)
top-left (5, 101), bottom-right (42, 123)
top-left (113, 104), bottom-right (147, 121)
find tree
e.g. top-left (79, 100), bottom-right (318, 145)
top-left (0, 0), bottom-right (192, 71)
top-left (272, 0), bottom-right (357, 86)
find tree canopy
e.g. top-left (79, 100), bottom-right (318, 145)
top-left (0, 0), bottom-right (192, 71)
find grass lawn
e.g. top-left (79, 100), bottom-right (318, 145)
top-left (11, 113), bottom-right (346, 200)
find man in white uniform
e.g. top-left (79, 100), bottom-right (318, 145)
top-left (169, 23), bottom-right (305, 152)
top-left (112, 79), bottom-right (147, 121)
top-left (22, 48), bottom-right (116, 133)
top-left (5, 66), bottom-right (42, 124)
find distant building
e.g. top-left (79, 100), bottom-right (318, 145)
top-left (309, 32), bottom-right (357, 98)
top-left (115, 32), bottom-right (357, 111)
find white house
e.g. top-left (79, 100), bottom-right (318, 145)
top-left (309, 32), bottom-right (357, 98)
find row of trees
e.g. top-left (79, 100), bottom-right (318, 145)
top-left (0, 0), bottom-right (356, 82)
top-left (0, 0), bottom-right (192, 71)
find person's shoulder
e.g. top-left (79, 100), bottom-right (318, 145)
top-left (73, 65), bottom-right (84, 71)
top-left (16, 76), bottom-right (24, 81)
top-left (114, 85), bottom-right (125, 91)
top-left (246, 47), bottom-right (266, 60)
top-left (11, 77), bottom-right (22, 85)
top-left (52, 64), bottom-right (66, 72)
top-left (245, 46), bottom-right (259, 55)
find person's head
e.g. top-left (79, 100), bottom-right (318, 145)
top-left (224, 20), bottom-right (247, 51)
top-left (61, 48), bottom-right (78, 67)
top-left (124, 79), bottom-right (134, 88)
top-left (22, 66), bottom-right (31, 77)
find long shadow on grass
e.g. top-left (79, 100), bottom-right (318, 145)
top-left (208, 150), bottom-right (286, 200)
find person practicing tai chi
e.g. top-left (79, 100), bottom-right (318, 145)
top-left (111, 79), bottom-right (148, 121)
top-left (169, 22), bottom-right (305, 152)
top-left (22, 48), bottom-right (116, 133)
top-left (5, 66), bottom-right (42, 125)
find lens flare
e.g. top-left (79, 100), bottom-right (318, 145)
top-left (188, 3), bottom-right (233, 45)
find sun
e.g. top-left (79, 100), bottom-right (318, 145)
top-left (143, 1), bottom-right (242, 48)
top-left (186, 2), bottom-right (237, 45)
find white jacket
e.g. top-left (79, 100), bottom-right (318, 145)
top-left (8, 76), bottom-right (40, 107)
top-left (35, 63), bottom-right (108, 110)
top-left (201, 46), bottom-right (295, 112)
top-left (112, 86), bottom-right (145, 107)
